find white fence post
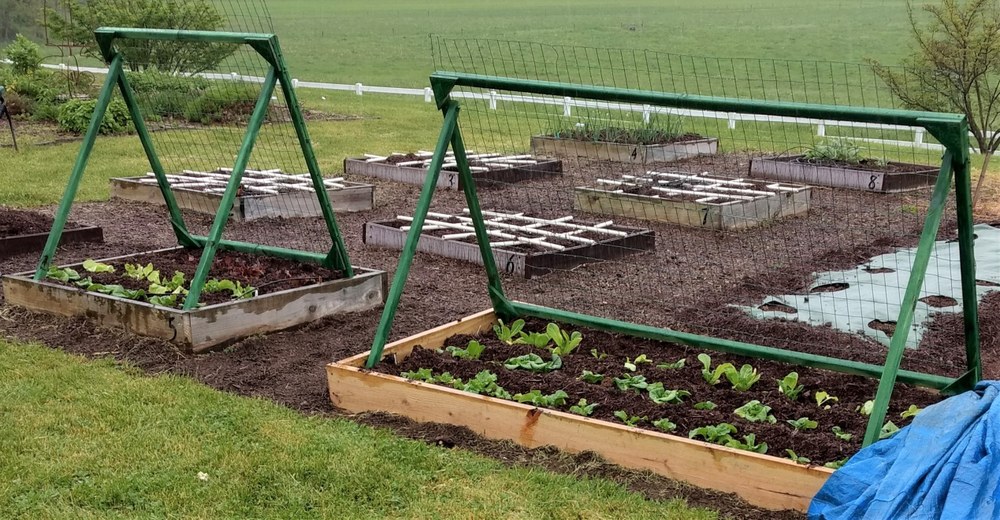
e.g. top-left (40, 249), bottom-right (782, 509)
top-left (291, 78), bottom-right (299, 89)
top-left (563, 96), bottom-right (572, 117)
top-left (817, 123), bottom-right (826, 137)
top-left (914, 128), bottom-right (925, 145)
top-left (489, 90), bottom-right (498, 110)
top-left (424, 87), bottom-right (433, 103)
top-left (641, 104), bottom-right (651, 124)
top-left (355, 82), bottom-right (364, 95)
top-left (727, 117), bottom-right (736, 130)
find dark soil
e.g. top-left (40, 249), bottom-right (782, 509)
top-left (780, 155), bottom-right (935, 174)
top-left (49, 248), bottom-right (343, 306)
top-left (0, 207), bottom-right (80, 237)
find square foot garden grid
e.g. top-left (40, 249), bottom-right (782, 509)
top-left (344, 151), bottom-right (562, 190)
top-left (327, 309), bottom-right (834, 512)
top-left (110, 168), bottom-right (374, 221)
top-left (363, 209), bottom-right (655, 278)
top-left (3, 247), bottom-right (387, 352)
top-left (0, 208), bottom-right (103, 260)
top-left (574, 171), bottom-right (811, 229)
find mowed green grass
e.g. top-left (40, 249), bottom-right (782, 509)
top-left (266, 0), bottom-right (917, 87)
top-left (0, 339), bottom-right (716, 519)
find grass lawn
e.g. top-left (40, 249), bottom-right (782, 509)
top-left (0, 339), bottom-right (716, 519)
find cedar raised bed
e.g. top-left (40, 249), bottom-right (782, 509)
top-left (3, 247), bottom-right (387, 352)
top-left (327, 308), bottom-right (895, 512)
top-left (344, 152), bottom-right (563, 190)
top-left (749, 155), bottom-right (938, 193)
top-left (0, 208), bottom-right (103, 259)
top-left (110, 169), bottom-right (374, 221)
top-left (531, 135), bottom-right (719, 164)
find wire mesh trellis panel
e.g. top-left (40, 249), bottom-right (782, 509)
top-left (367, 38), bottom-right (983, 448)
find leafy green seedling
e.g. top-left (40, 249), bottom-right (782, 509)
top-left (787, 417), bottom-right (818, 430)
top-left (517, 331), bottom-right (552, 349)
top-left (204, 278), bottom-right (256, 299)
top-left (879, 421), bottom-right (900, 440)
top-left (656, 358), bottom-right (686, 370)
top-left (624, 354), bottom-right (652, 371)
top-left (432, 372), bottom-right (460, 387)
top-left (148, 294), bottom-right (179, 307)
top-left (504, 353), bottom-right (562, 373)
top-left (445, 340), bottom-right (486, 360)
top-left (401, 368), bottom-right (434, 382)
top-left (124, 262), bottom-right (156, 281)
top-left (778, 372), bottom-right (805, 401)
top-left (694, 401), bottom-right (717, 410)
top-left (646, 383), bottom-right (690, 404)
top-left (724, 364), bottom-right (760, 391)
top-left (457, 370), bottom-right (511, 399)
top-left (82, 259), bottom-right (115, 273)
top-left (46, 266), bottom-right (81, 282)
top-left (589, 348), bottom-right (607, 360)
top-left (569, 399), bottom-right (597, 416)
top-left (689, 423), bottom-right (738, 444)
top-left (831, 426), bottom-right (853, 442)
top-left (613, 410), bottom-right (647, 426)
top-left (900, 405), bottom-right (923, 419)
top-left (546, 323), bottom-right (583, 356)
top-left (493, 318), bottom-right (525, 345)
top-left (612, 374), bottom-right (648, 392)
top-left (652, 418), bottom-right (677, 433)
top-left (578, 370), bottom-right (604, 384)
top-left (858, 400), bottom-right (875, 416)
top-left (726, 433), bottom-right (768, 454)
top-left (824, 457), bottom-right (850, 470)
top-left (786, 449), bottom-right (811, 464)
top-left (814, 390), bottom-right (838, 408)
top-left (514, 389), bottom-right (569, 408)
top-left (734, 400), bottom-right (776, 423)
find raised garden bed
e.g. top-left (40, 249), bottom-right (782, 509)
top-left (326, 308), bottom-right (946, 511)
top-left (574, 171), bottom-right (811, 229)
top-left (344, 151), bottom-right (562, 190)
top-left (110, 168), bottom-right (374, 221)
top-left (749, 155), bottom-right (937, 193)
top-left (363, 210), bottom-right (655, 278)
top-left (531, 135), bottom-right (718, 164)
top-left (3, 247), bottom-right (386, 352)
top-left (0, 208), bottom-right (103, 259)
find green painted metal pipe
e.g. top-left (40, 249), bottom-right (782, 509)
top-left (187, 236), bottom-right (328, 265)
top-left (366, 103), bottom-right (460, 368)
top-left (511, 302), bottom-right (956, 390)
top-left (33, 55), bottom-right (124, 280)
top-left (952, 147), bottom-right (983, 386)
top-left (183, 68), bottom-right (278, 310)
top-left (862, 154), bottom-right (956, 447)
top-left (430, 71), bottom-right (964, 128)
top-left (95, 27), bottom-right (273, 43)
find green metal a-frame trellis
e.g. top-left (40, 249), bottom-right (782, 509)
top-left (32, 28), bottom-right (354, 309)
top-left (367, 71), bottom-right (982, 448)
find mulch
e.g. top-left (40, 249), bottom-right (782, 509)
top-left (0, 207), bottom-right (80, 237)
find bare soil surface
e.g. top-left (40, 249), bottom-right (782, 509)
top-left (1, 153), bottom-right (994, 520)
top-left (0, 207), bottom-right (81, 236)
top-left (772, 155), bottom-right (936, 174)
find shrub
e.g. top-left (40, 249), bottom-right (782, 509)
top-left (3, 35), bottom-right (44, 75)
top-left (6, 70), bottom-right (60, 104)
top-left (2, 89), bottom-right (31, 116)
top-left (57, 98), bottom-right (131, 134)
top-left (30, 100), bottom-right (62, 123)
top-left (183, 83), bottom-right (258, 124)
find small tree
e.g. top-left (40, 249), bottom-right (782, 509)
top-left (870, 0), bottom-right (1000, 208)
top-left (3, 34), bottom-right (44, 75)
top-left (44, 0), bottom-right (235, 75)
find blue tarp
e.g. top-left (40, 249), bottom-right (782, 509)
top-left (809, 381), bottom-right (1000, 519)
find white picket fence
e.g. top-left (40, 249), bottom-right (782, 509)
top-left (6, 60), bottom-right (965, 153)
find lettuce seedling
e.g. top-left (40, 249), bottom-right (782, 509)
top-left (786, 449), bottom-right (811, 464)
top-left (148, 294), bottom-right (179, 307)
top-left (724, 364), bottom-right (760, 391)
top-left (493, 319), bottom-right (525, 345)
top-left (824, 457), bottom-right (849, 470)
top-left (82, 259), bottom-right (115, 273)
top-left (725, 433), bottom-right (768, 454)
top-left (445, 340), bottom-right (486, 360)
top-left (624, 354), bottom-right (652, 372)
top-left (569, 399), bottom-right (597, 416)
top-left (657, 358), bottom-right (686, 370)
top-left (517, 331), bottom-right (552, 349)
top-left (124, 262), bottom-right (156, 281)
top-left (879, 421), bottom-right (900, 439)
top-left (590, 349), bottom-right (608, 360)
top-left (401, 368), bottom-right (434, 382)
top-left (858, 400), bottom-right (875, 416)
top-left (613, 410), bottom-right (647, 426)
top-left (205, 278), bottom-right (256, 299)
top-left (514, 389), bottom-right (569, 408)
top-left (578, 370), bottom-right (604, 384)
top-left (900, 404), bottom-right (923, 419)
top-left (694, 401), bottom-right (717, 410)
top-left (546, 323), bottom-right (583, 356)
top-left (458, 370), bottom-right (511, 399)
top-left (814, 390), bottom-right (838, 408)
top-left (698, 354), bottom-right (732, 386)
top-left (787, 417), bottom-right (818, 430)
top-left (652, 418), bottom-right (677, 433)
top-left (689, 423), bottom-right (737, 444)
top-left (778, 372), bottom-right (805, 401)
top-left (646, 383), bottom-right (690, 404)
top-left (503, 353), bottom-right (562, 372)
top-left (831, 426), bottom-right (853, 442)
top-left (46, 266), bottom-right (81, 282)
top-left (613, 374), bottom-right (648, 392)
top-left (733, 400), bottom-right (776, 423)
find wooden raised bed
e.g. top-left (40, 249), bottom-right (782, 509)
top-left (749, 155), bottom-right (937, 193)
top-left (530, 135), bottom-right (718, 164)
top-left (574, 172), bottom-right (811, 229)
top-left (110, 169), bottom-right (374, 221)
top-left (2, 248), bottom-right (387, 352)
top-left (344, 152), bottom-right (563, 190)
top-left (327, 308), bottom-right (833, 512)
top-left (363, 210), bottom-right (655, 278)
top-left (1, 225), bottom-right (103, 259)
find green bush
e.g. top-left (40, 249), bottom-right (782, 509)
top-left (6, 70), bottom-right (60, 104)
top-left (3, 35), bottom-right (44, 75)
top-left (183, 83), bottom-right (258, 124)
top-left (2, 89), bottom-right (31, 116)
top-left (30, 100), bottom-right (62, 123)
top-left (57, 98), bottom-right (132, 134)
